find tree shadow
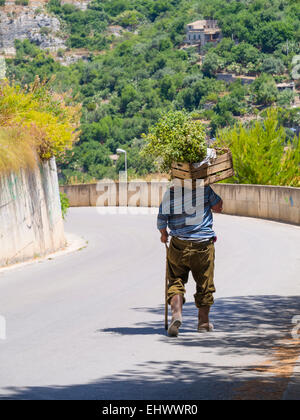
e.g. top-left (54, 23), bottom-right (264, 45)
top-left (0, 359), bottom-right (292, 401)
top-left (1, 295), bottom-right (299, 400)
top-left (101, 295), bottom-right (300, 356)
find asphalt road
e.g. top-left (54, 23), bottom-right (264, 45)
top-left (0, 208), bottom-right (299, 400)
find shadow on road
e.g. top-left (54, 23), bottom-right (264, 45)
top-left (102, 295), bottom-right (300, 354)
top-left (1, 295), bottom-right (299, 400)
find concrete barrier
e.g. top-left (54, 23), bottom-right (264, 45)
top-left (213, 184), bottom-right (300, 225)
top-left (0, 158), bottom-right (66, 267)
top-left (60, 181), bottom-right (170, 208)
top-left (60, 182), bottom-right (300, 226)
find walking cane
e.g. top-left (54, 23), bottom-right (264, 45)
top-left (164, 243), bottom-right (169, 331)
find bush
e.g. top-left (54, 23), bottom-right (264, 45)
top-left (277, 89), bottom-right (295, 107)
top-left (251, 74), bottom-right (278, 105)
top-left (215, 109), bottom-right (300, 187)
top-left (0, 78), bottom-right (81, 172)
top-left (141, 111), bottom-right (207, 172)
top-left (60, 192), bottom-right (69, 219)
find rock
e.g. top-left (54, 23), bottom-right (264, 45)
top-left (0, 6), bottom-right (66, 54)
top-left (61, 0), bottom-right (91, 11)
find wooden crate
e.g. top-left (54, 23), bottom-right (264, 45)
top-left (171, 148), bottom-right (234, 185)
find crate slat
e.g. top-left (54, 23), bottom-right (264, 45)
top-left (204, 168), bottom-right (235, 186)
top-left (192, 159), bottom-right (233, 178)
top-left (171, 149), bottom-right (234, 184)
top-left (172, 162), bottom-right (192, 171)
top-left (172, 151), bottom-right (232, 173)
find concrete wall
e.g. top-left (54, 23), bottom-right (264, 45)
top-left (60, 181), bottom-right (170, 208)
top-left (0, 158), bottom-right (66, 267)
top-left (60, 182), bottom-right (300, 226)
top-left (213, 184), bottom-right (300, 225)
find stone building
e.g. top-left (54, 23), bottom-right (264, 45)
top-left (186, 20), bottom-right (222, 52)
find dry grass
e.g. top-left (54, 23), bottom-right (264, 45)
top-left (0, 127), bottom-right (38, 174)
top-left (0, 79), bottom-right (81, 174)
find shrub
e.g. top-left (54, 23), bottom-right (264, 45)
top-left (60, 192), bottom-right (69, 219)
top-left (141, 111), bottom-right (207, 172)
top-left (15, 0), bottom-right (29, 5)
top-left (251, 74), bottom-right (278, 105)
top-left (0, 78), bottom-right (81, 173)
top-left (215, 109), bottom-right (300, 187)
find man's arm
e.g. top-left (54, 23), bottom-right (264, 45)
top-left (157, 201), bottom-right (169, 243)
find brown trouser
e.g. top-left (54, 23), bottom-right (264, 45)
top-left (167, 236), bottom-right (216, 308)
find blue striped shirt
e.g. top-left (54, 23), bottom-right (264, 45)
top-left (157, 186), bottom-right (221, 241)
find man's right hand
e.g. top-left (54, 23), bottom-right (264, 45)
top-left (212, 199), bottom-right (223, 213)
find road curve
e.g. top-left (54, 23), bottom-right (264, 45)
top-left (0, 208), bottom-right (299, 400)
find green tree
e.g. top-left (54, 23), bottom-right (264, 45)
top-left (260, 57), bottom-right (285, 75)
top-left (115, 10), bottom-right (144, 28)
top-left (202, 52), bottom-right (223, 77)
top-left (277, 89), bottom-right (295, 107)
top-left (258, 21), bottom-right (294, 53)
top-left (215, 110), bottom-right (300, 187)
top-left (232, 42), bottom-right (261, 66)
top-left (141, 110), bottom-right (207, 172)
top-left (251, 74), bottom-right (278, 105)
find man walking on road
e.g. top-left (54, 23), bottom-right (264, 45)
top-left (158, 183), bottom-right (223, 337)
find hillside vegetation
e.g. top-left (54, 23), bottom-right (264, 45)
top-left (3, 0), bottom-right (300, 183)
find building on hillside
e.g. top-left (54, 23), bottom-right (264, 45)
top-left (186, 20), bottom-right (222, 52)
top-left (217, 75), bottom-right (297, 94)
top-left (107, 26), bottom-right (124, 37)
top-left (217, 73), bottom-right (256, 85)
top-left (109, 154), bottom-right (119, 166)
top-left (276, 82), bottom-right (295, 92)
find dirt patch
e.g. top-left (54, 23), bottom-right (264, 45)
top-left (233, 336), bottom-right (300, 400)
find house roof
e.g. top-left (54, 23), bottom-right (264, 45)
top-left (109, 154), bottom-right (119, 161)
top-left (187, 20), bottom-right (207, 29)
top-left (204, 29), bottom-right (221, 34)
top-left (187, 20), bottom-right (219, 30)
top-left (277, 82), bottom-right (295, 88)
top-left (108, 25), bottom-right (123, 32)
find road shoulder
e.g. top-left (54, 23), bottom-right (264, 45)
top-left (0, 232), bottom-right (87, 274)
top-left (283, 357), bottom-right (300, 400)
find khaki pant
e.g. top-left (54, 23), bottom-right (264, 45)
top-left (167, 237), bottom-right (216, 308)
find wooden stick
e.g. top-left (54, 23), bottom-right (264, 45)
top-left (165, 244), bottom-right (169, 331)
